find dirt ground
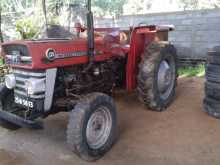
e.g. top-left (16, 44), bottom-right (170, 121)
top-left (0, 77), bottom-right (220, 165)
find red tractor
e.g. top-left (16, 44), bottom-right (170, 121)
top-left (0, 0), bottom-right (177, 161)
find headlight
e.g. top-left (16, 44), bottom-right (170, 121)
top-left (25, 78), bottom-right (46, 95)
top-left (5, 74), bottom-right (16, 89)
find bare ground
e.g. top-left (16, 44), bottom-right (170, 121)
top-left (0, 77), bottom-right (220, 165)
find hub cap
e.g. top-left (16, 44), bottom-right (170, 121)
top-left (157, 59), bottom-right (175, 100)
top-left (86, 107), bottom-right (112, 149)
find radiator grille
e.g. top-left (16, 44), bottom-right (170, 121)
top-left (14, 69), bottom-right (46, 99)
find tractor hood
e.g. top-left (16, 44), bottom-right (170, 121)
top-left (1, 38), bottom-right (103, 70)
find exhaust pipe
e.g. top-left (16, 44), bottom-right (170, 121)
top-left (83, 0), bottom-right (95, 72)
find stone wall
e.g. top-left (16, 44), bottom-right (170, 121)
top-left (95, 9), bottom-right (220, 60)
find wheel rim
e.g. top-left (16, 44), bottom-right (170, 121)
top-left (157, 58), bottom-right (175, 100)
top-left (86, 106), bottom-right (112, 150)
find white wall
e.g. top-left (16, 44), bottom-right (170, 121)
top-left (95, 9), bottom-right (220, 59)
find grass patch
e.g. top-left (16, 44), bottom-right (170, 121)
top-left (0, 59), bottom-right (3, 66)
top-left (178, 64), bottom-right (205, 77)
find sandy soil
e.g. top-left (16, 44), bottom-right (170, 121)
top-left (0, 77), bottom-right (220, 165)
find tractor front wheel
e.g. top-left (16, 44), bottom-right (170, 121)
top-left (66, 93), bottom-right (118, 161)
top-left (137, 42), bottom-right (178, 111)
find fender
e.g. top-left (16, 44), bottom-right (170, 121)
top-left (126, 27), bottom-right (155, 92)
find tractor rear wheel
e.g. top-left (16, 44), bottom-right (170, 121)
top-left (66, 93), bottom-right (118, 161)
top-left (137, 42), bottom-right (178, 111)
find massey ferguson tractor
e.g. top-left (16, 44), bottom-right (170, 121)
top-left (0, 0), bottom-right (177, 161)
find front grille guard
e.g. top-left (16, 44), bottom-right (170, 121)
top-left (14, 69), bottom-right (46, 99)
top-left (0, 68), bottom-right (57, 129)
top-left (0, 86), bottom-right (43, 129)
top-left (0, 108), bottom-right (43, 129)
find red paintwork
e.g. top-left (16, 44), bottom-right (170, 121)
top-left (126, 27), bottom-right (155, 91)
top-left (2, 39), bottom-right (110, 69)
top-left (1, 25), bottom-right (170, 92)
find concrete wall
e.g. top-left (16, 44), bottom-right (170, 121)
top-left (95, 9), bottom-right (220, 59)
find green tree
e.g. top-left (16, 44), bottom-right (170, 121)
top-left (200, 0), bottom-right (220, 9)
top-left (123, 0), bottom-right (153, 15)
top-left (177, 0), bottom-right (199, 10)
top-left (1, 0), bottom-right (37, 14)
top-left (45, 0), bottom-right (127, 17)
top-left (92, 0), bottom-right (127, 17)
top-left (15, 17), bottom-right (38, 39)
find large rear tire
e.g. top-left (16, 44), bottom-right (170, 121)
top-left (137, 42), bottom-right (178, 111)
top-left (204, 97), bottom-right (220, 118)
top-left (204, 46), bottom-right (220, 118)
top-left (66, 93), bottom-right (118, 161)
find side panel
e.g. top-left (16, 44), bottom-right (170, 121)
top-left (126, 27), bottom-right (156, 92)
top-left (2, 39), bottom-right (113, 70)
top-left (44, 68), bottom-right (57, 112)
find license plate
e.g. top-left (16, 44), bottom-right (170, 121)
top-left (14, 96), bottom-right (34, 108)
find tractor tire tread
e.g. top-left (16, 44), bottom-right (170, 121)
top-left (137, 41), bottom-right (178, 111)
top-left (66, 92), bottom-right (117, 161)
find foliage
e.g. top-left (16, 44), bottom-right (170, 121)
top-left (211, 0), bottom-right (220, 8)
top-left (15, 17), bottom-right (38, 39)
top-left (44, 0), bottom-right (126, 18)
top-left (2, 0), bottom-right (220, 41)
top-left (0, 59), bottom-right (3, 66)
top-left (177, 0), bottom-right (220, 10)
top-left (92, 0), bottom-right (127, 17)
top-left (1, 0), bottom-right (36, 13)
top-left (178, 65), bottom-right (205, 77)
top-left (123, 0), bottom-right (153, 15)
top-left (177, 0), bottom-right (199, 10)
